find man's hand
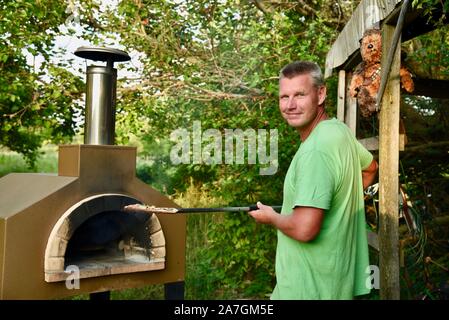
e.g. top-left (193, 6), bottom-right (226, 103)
top-left (248, 201), bottom-right (278, 225)
top-left (249, 202), bottom-right (324, 242)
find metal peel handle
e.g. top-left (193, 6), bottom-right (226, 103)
top-left (123, 204), bottom-right (282, 214)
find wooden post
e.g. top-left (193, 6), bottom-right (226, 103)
top-left (337, 70), bottom-right (346, 122)
top-left (345, 74), bottom-right (357, 135)
top-left (378, 24), bottom-right (401, 300)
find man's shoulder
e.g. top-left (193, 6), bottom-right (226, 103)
top-left (313, 118), bottom-right (352, 146)
top-left (317, 118), bottom-right (349, 133)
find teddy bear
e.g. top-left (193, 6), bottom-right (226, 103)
top-left (349, 29), bottom-right (415, 118)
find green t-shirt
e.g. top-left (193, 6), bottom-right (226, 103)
top-left (271, 118), bottom-right (373, 300)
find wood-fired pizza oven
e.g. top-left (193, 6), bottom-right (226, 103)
top-left (0, 48), bottom-right (186, 299)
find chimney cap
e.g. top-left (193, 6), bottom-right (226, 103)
top-left (74, 47), bottom-right (131, 63)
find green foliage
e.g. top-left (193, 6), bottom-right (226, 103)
top-left (174, 181), bottom-right (225, 299)
top-left (412, 0), bottom-right (449, 20)
top-left (203, 213), bottom-right (277, 298)
top-left (0, 145), bottom-right (57, 177)
top-left (0, 0), bottom-right (85, 167)
top-left (400, 95), bottom-right (449, 214)
top-left (111, 284), bottom-right (164, 300)
top-left (404, 24), bottom-right (449, 80)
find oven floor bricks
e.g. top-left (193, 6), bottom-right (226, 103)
top-left (0, 144), bottom-right (186, 299)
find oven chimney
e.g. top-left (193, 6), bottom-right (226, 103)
top-left (74, 47), bottom-right (131, 145)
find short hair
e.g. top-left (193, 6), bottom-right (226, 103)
top-left (279, 61), bottom-right (324, 88)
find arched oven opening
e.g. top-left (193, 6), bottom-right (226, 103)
top-left (44, 194), bottom-right (166, 282)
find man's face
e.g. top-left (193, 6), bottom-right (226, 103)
top-left (279, 74), bottom-right (326, 129)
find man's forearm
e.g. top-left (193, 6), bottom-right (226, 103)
top-left (249, 203), bottom-right (323, 242)
top-left (269, 208), bottom-right (323, 242)
top-left (270, 213), bottom-right (303, 240)
top-left (362, 159), bottom-right (378, 189)
top-left (362, 171), bottom-right (376, 189)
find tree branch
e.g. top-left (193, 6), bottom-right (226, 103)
top-left (252, 0), bottom-right (271, 14)
top-left (402, 141), bottom-right (449, 153)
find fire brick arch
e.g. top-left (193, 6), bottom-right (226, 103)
top-left (44, 193), bottom-right (166, 282)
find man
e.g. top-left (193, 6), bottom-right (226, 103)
top-left (249, 61), bottom-right (378, 299)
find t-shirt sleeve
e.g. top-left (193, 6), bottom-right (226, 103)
top-left (356, 140), bottom-right (373, 170)
top-left (293, 150), bottom-right (335, 210)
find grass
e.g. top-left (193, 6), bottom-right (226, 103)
top-left (0, 145), bottom-right (58, 177)
top-left (111, 284), bottom-right (165, 300)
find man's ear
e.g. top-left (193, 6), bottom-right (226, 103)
top-left (318, 85), bottom-right (327, 105)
